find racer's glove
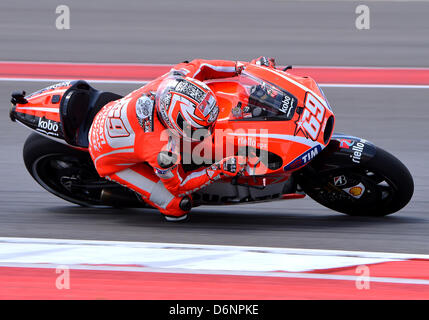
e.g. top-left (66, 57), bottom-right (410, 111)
top-left (206, 156), bottom-right (247, 181)
top-left (251, 56), bottom-right (276, 69)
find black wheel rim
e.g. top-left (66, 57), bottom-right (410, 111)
top-left (32, 153), bottom-right (105, 206)
top-left (302, 166), bottom-right (399, 215)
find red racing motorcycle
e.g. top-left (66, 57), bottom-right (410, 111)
top-left (9, 63), bottom-right (414, 217)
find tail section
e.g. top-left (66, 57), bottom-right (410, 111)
top-left (10, 81), bottom-right (74, 141)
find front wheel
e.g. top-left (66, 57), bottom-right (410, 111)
top-left (295, 146), bottom-right (414, 216)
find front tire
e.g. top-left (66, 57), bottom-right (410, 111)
top-left (296, 146), bottom-right (414, 216)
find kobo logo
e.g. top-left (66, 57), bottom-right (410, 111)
top-left (38, 118), bottom-right (59, 133)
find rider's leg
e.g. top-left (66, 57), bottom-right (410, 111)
top-left (107, 163), bottom-right (191, 220)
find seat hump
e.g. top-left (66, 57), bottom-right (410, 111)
top-left (60, 80), bottom-right (123, 148)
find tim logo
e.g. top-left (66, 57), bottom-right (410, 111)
top-left (339, 139), bottom-right (354, 149)
top-left (283, 145), bottom-right (322, 172)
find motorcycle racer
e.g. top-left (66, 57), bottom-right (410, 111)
top-left (88, 57), bottom-right (275, 221)
top-left (12, 55), bottom-right (414, 220)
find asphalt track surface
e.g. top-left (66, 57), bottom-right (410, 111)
top-left (0, 1), bottom-right (428, 254)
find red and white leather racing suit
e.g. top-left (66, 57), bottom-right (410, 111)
top-left (88, 59), bottom-right (242, 218)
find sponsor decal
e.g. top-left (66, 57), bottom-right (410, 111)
top-left (155, 167), bottom-right (169, 175)
top-left (283, 145), bottom-right (322, 171)
top-left (136, 95), bottom-right (154, 133)
top-left (198, 95), bottom-right (216, 118)
top-left (174, 79), bottom-right (206, 103)
top-left (343, 183), bottom-right (366, 199)
top-left (339, 139), bottom-right (354, 149)
top-left (37, 117), bottom-right (60, 136)
top-left (159, 93), bottom-right (173, 128)
top-left (207, 106), bottom-right (219, 124)
top-left (335, 136), bottom-right (375, 165)
top-left (351, 140), bottom-right (366, 164)
top-left (333, 175), bottom-right (347, 186)
top-left (279, 93), bottom-right (297, 120)
top-left (242, 104), bottom-right (252, 118)
top-left (27, 81), bottom-right (72, 98)
top-left (155, 166), bottom-right (175, 179)
top-left (238, 136), bottom-right (257, 148)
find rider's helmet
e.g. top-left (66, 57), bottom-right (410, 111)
top-left (156, 76), bottom-right (219, 142)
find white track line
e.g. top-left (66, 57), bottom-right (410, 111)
top-left (2, 236), bottom-right (429, 259)
top-left (1, 236), bottom-right (429, 286)
top-left (0, 237), bottom-right (429, 285)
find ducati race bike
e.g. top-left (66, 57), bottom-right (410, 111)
top-left (9, 63), bottom-right (414, 217)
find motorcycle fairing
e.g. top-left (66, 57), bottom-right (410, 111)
top-left (206, 64), bottom-right (335, 176)
top-left (314, 133), bottom-right (377, 171)
top-left (10, 81), bottom-right (75, 141)
top-left (10, 80), bottom-right (123, 148)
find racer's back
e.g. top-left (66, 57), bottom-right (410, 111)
top-left (88, 77), bottom-right (166, 177)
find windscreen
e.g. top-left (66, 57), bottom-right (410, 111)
top-left (235, 71), bottom-right (298, 121)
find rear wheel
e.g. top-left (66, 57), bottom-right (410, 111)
top-left (296, 146), bottom-right (414, 216)
top-left (23, 133), bottom-right (115, 206)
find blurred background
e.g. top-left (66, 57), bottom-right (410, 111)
top-left (1, 0), bottom-right (428, 66)
top-left (0, 0), bottom-right (428, 254)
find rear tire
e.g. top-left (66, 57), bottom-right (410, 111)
top-left (296, 146), bottom-right (414, 216)
top-left (23, 133), bottom-right (104, 206)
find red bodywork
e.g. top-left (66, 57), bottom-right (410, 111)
top-left (11, 63), bottom-right (335, 188)
top-left (206, 63), bottom-right (335, 184)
